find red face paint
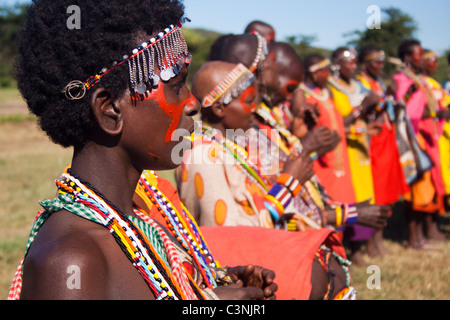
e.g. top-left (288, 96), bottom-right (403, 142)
top-left (152, 86), bottom-right (196, 142)
top-left (282, 79), bottom-right (300, 99)
top-left (133, 74), bottom-right (196, 142)
top-left (240, 87), bottom-right (257, 113)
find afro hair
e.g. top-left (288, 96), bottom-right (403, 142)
top-left (16, 0), bottom-right (185, 148)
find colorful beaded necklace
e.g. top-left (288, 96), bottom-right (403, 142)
top-left (58, 169), bottom-right (206, 300)
top-left (256, 102), bottom-right (325, 205)
top-left (197, 123), bottom-right (269, 193)
top-left (136, 170), bottom-right (219, 289)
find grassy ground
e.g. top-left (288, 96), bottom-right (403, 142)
top-left (1, 88), bottom-right (449, 300)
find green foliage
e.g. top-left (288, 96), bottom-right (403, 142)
top-left (285, 34), bottom-right (331, 59)
top-left (345, 7), bottom-right (418, 77)
top-left (0, 4), bottom-right (27, 88)
top-left (183, 28), bottom-right (222, 87)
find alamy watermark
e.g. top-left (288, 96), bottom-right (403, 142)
top-left (366, 265), bottom-right (381, 290)
top-left (366, 5), bottom-right (381, 30)
top-left (66, 265), bottom-right (81, 290)
top-left (66, 5), bottom-right (81, 30)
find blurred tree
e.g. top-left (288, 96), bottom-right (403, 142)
top-left (286, 34), bottom-right (331, 59)
top-left (0, 4), bottom-right (27, 87)
top-left (182, 28), bottom-right (221, 87)
top-left (345, 7), bottom-right (418, 79)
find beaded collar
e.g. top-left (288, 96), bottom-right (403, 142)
top-left (57, 169), bottom-right (207, 300)
top-left (299, 83), bottom-right (330, 102)
top-left (195, 123), bottom-right (269, 193)
top-left (136, 170), bottom-right (221, 289)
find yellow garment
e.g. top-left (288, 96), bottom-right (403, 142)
top-left (425, 77), bottom-right (450, 194)
top-left (329, 85), bottom-right (375, 203)
top-left (440, 121), bottom-right (450, 194)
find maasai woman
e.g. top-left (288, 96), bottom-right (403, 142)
top-left (298, 54), bottom-right (356, 205)
top-left (290, 53), bottom-right (389, 236)
top-left (176, 59), bottom-right (355, 300)
top-left (328, 47), bottom-right (382, 265)
top-left (210, 35), bottom-right (388, 233)
top-left (420, 49), bottom-right (450, 240)
top-left (392, 40), bottom-right (448, 249)
top-left (9, 0), bottom-right (277, 300)
top-left (356, 46), bottom-right (409, 256)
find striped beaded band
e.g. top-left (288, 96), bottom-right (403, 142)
top-left (264, 194), bottom-right (285, 222)
top-left (346, 204), bottom-right (358, 225)
top-left (62, 22), bottom-right (190, 100)
top-left (423, 51), bottom-right (437, 61)
top-left (276, 173), bottom-right (302, 197)
top-left (201, 63), bottom-right (255, 108)
top-left (308, 58), bottom-right (331, 73)
top-left (364, 50), bottom-right (385, 62)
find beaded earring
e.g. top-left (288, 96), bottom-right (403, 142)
top-left (249, 31), bottom-right (268, 73)
top-left (62, 22), bottom-right (191, 100)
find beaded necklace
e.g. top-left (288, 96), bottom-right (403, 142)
top-left (197, 123), bottom-right (269, 193)
top-left (255, 103), bottom-right (326, 211)
top-left (299, 83), bottom-right (330, 102)
top-left (137, 170), bottom-right (219, 289)
top-left (58, 169), bottom-right (205, 300)
top-left (328, 76), bottom-right (358, 96)
top-left (300, 84), bottom-right (345, 178)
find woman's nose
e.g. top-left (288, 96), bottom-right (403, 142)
top-left (184, 92), bottom-right (201, 117)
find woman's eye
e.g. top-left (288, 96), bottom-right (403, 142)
top-left (172, 81), bottom-right (184, 93)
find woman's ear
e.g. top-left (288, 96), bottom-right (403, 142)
top-left (90, 87), bottom-right (123, 136)
top-left (210, 101), bottom-right (226, 119)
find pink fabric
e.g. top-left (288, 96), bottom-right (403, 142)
top-left (393, 72), bottom-right (445, 196)
top-left (200, 226), bottom-right (345, 300)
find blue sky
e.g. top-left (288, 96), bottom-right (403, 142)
top-left (184, 0), bottom-right (450, 54)
top-left (3, 0), bottom-right (449, 54)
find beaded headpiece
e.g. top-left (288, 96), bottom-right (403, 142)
top-left (333, 48), bottom-right (357, 64)
top-left (308, 58), bottom-right (331, 73)
top-left (249, 31), bottom-right (269, 73)
top-left (423, 50), bottom-right (437, 61)
top-left (364, 50), bottom-right (385, 62)
top-left (201, 63), bottom-right (255, 108)
top-left (62, 22), bottom-right (191, 100)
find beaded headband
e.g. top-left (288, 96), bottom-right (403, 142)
top-left (249, 31), bottom-right (269, 73)
top-left (62, 22), bottom-right (191, 100)
top-left (423, 51), bottom-right (437, 61)
top-left (308, 58), bottom-right (331, 73)
top-left (364, 50), bottom-right (385, 62)
top-left (333, 48), bottom-right (357, 63)
top-left (201, 63), bottom-right (255, 108)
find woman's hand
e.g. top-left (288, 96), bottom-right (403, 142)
top-left (223, 265), bottom-right (278, 300)
top-left (283, 151), bottom-right (314, 185)
top-left (355, 200), bottom-right (390, 229)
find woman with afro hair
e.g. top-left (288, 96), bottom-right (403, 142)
top-left (8, 0), bottom-right (278, 300)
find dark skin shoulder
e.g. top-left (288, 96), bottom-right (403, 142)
top-left (20, 209), bottom-right (154, 300)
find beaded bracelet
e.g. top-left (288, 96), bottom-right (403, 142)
top-left (346, 204), bottom-right (358, 225)
top-left (277, 173), bottom-right (302, 197)
top-left (264, 200), bottom-right (284, 222)
top-left (333, 203), bottom-right (358, 230)
top-left (335, 204), bottom-right (343, 230)
top-left (350, 125), bottom-right (367, 136)
top-left (264, 183), bottom-right (293, 222)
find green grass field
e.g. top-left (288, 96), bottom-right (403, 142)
top-left (1, 88), bottom-right (449, 300)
